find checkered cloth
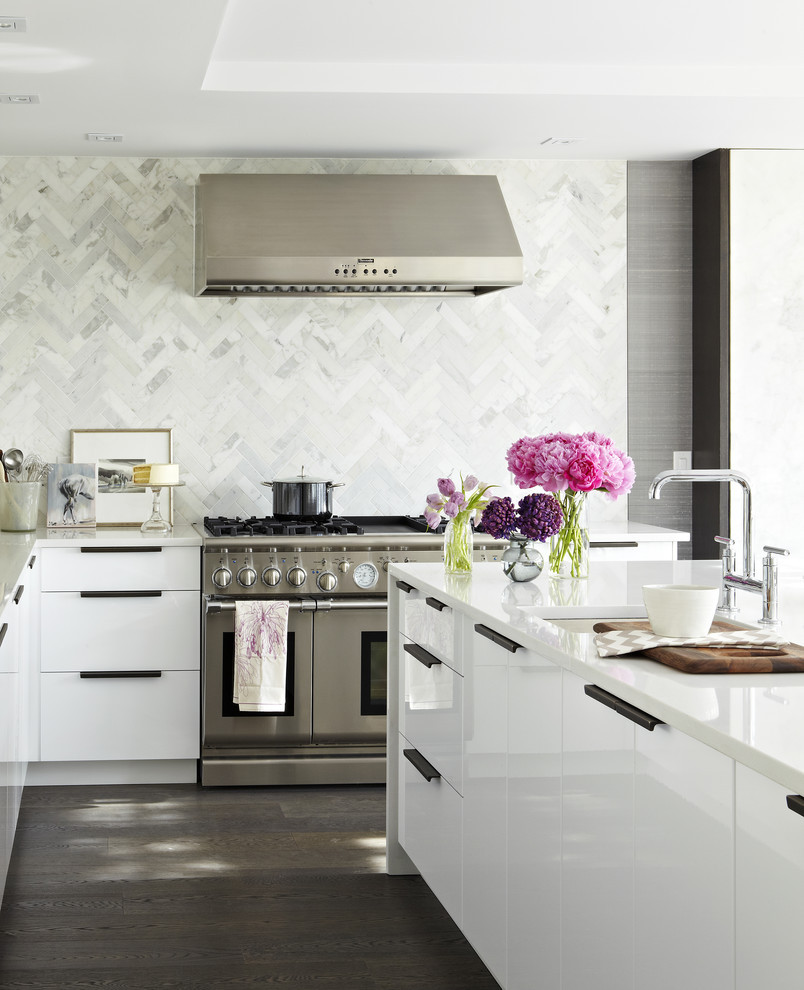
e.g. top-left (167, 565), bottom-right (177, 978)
top-left (594, 626), bottom-right (788, 657)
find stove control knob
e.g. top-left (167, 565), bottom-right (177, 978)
top-left (262, 566), bottom-right (281, 588)
top-left (317, 570), bottom-right (337, 592)
top-left (338, 560), bottom-right (351, 574)
top-left (287, 566), bottom-right (307, 588)
top-left (237, 565), bottom-right (257, 588)
top-left (382, 560), bottom-right (393, 572)
top-left (211, 566), bottom-right (233, 589)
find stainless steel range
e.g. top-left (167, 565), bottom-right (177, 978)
top-left (200, 514), bottom-right (502, 786)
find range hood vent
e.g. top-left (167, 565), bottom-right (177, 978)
top-left (194, 173), bottom-right (523, 298)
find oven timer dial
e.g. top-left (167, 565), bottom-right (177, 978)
top-left (317, 570), bottom-right (337, 592)
top-left (352, 562), bottom-right (379, 589)
top-left (261, 566), bottom-right (281, 588)
top-left (287, 565), bottom-right (307, 588)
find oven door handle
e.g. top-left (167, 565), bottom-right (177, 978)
top-left (204, 597), bottom-right (387, 613)
top-left (204, 598), bottom-right (318, 614)
top-left (315, 598), bottom-right (387, 612)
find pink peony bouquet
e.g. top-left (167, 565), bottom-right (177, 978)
top-left (506, 431), bottom-right (635, 500)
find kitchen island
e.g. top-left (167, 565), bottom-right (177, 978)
top-left (387, 559), bottom-right (804, 990)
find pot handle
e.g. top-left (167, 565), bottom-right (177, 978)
top-left (261, 481), bottom-right (273, 487)
top-left (327, 482), bottom-right (345, 489)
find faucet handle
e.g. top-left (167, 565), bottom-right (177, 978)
top-left (714, 535), bottom-right (735, 557)
top-left (763, 545), bottom-right (790, 559)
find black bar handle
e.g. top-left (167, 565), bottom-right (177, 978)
top-left (403, 642), bottom-right (442, 668)
top-left (584, 683), bottom-right (665, 731)
top-left (13, 585), bottom-right (24, 605)
top-left (80, 670), bottom-right (162, 679)
top-left (79, 590), bottom-right (163, 599)
top-left (80, 546), bottom-right (162, 554)
top-left (425, 596), bottom-right (448, 612)
top-left (28, 554), bottom-right (36, 569)
top-left (0, 623), bottom-right (6, 649)
top-left (786, 795), bottom-right (804, 818)
top-left (404, 748), bottom-right (441, 782)
top-left (589, 541), bottom-right (639, 549)
top-left (474, 623), bottom-right (521, 653)
top-left (395, 580), bottom-right (415, 594)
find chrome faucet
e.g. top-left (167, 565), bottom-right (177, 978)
top-left (648, 469), bottom-right (754, 577)
top-left (714, 536), bottom-right (789, 626)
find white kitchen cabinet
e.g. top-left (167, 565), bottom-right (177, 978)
top-left (400, 633), bottom-right (463, 793)
top-left (39, 545), bottom-right (200, 764)
top-left (40, 544), bottom-right (199, 592)
top-left (736, 763), bottom-right (804, 990)
top-left (507, 634), bottom-right (562, 990)
top-left (0, 599), bottom-right (19, 904)
top-left (399, 581), bottom-right (461, 672)
top-left (463, 620), bottom-right (510, 988)
top-left (398, 739), bottom-right (463, 923)
top-left (41, 591), bottom-right (199, 673)
top-left (562, 671), bottom-right (635, 990)
top-left (635, 720), bottom-right (734, 990)
top-left (40, 670), bottom-right (200, 761)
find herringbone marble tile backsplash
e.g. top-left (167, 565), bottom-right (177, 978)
top-left (0, 156), bottom-right (627, 523)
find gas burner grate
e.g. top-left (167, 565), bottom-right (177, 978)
top-left (203, 515), bottom-right (365, 538)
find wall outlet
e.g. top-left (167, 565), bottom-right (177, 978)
top-left (673, 450), bottom-right (692, 471)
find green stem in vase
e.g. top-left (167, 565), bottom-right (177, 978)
top-left (548, 491), bottom-right (588, 579)
top-left (444, 513), bottom-right (473, 573)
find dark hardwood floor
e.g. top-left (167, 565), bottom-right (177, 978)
top-left (0, 783), bottom-right (500, 989)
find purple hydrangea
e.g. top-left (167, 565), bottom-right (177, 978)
top-left (480, 496), bottom-right (518, 539)
top-left (516, 492), bottom-right (563, 542)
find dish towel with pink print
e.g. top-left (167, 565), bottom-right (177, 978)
top-left (234, 600), bottom-right (290, 712)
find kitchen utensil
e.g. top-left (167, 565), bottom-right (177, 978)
top-left (0, 450), bottom-right (6, 483)
top-left (2, 447), bottom-right (24, 480)
top-left (642, 583), bottom-right (720, 638)
top-left (593, 620), bottom-right (804, 673)
top-left (20, 452), bottom-right (48, 483)
top-left (261, 466), bottom-right (344, 521)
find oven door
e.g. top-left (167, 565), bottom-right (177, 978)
top-left (203, 597), bottom-right (314, 748)
top-left (311, 599), bottom-right (388, 744)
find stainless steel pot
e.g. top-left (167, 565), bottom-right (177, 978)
top-left (262, 468), bottom-right (344, 520)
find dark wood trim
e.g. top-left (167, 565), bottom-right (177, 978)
top-left (691, 149), bottom-right (730, 558)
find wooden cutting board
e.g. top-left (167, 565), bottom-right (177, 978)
top-left (592, 619), bottom-right (804, 674)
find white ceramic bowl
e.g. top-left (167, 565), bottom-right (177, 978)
top-left (642, 584), bottom-right (720, 638)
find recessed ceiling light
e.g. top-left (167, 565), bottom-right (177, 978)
top-left (0, 94), bottom-right (39, 104)
top-left (0, 15), bottom-right (26, 32)
top-left (540, 137), bottom-right (584, 146)
top-left (86, 132), bottom-right (123, 143)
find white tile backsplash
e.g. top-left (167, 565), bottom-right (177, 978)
top-left (0, 156), bottom-right (627, 523)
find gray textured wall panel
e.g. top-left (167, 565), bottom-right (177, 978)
top-left (627, 161), bottom-right (693, 557)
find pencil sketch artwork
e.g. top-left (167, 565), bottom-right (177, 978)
top-left (98, 458), bottom-right (145, 493)
top-left (47, 463), bottom-right (97, 528)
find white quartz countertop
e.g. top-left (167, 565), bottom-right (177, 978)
top-left (587, 520), bottom-right (688, 542)
top-left (390, 559), bottom-right (804, 797)
top-left (0, 522), bottom-right (201, 612)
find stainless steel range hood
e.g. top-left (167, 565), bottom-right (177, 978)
top-left (193, 173), bottom-right (523, 298)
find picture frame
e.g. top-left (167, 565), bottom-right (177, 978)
top-left (47, 463), bottom-right (97, 528)
top-left (70, 428), bottom-right (173, 527)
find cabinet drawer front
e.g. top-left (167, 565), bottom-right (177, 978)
top-left (41, 591), bottom-right (200, 672)
top-left (401, 636), bottom-right (463, 793)
top-left (399, 740), bottom-right (462, 924)
top-left (40, 546), bottom-right (200, 592)
top-left (401, 590), bottom-right (459, 671)
top-left (40, 670), bottom-right (200, 761)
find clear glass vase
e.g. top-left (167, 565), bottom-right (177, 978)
top-left (502, 535), bottom-right (544, 583)
top-left (443, 514), bottom-right (474, 574)
top-left (548, 491), bottom-right (589, 580)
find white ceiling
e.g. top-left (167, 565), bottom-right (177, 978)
top-left (3, 0), bottom-right (804, 160)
